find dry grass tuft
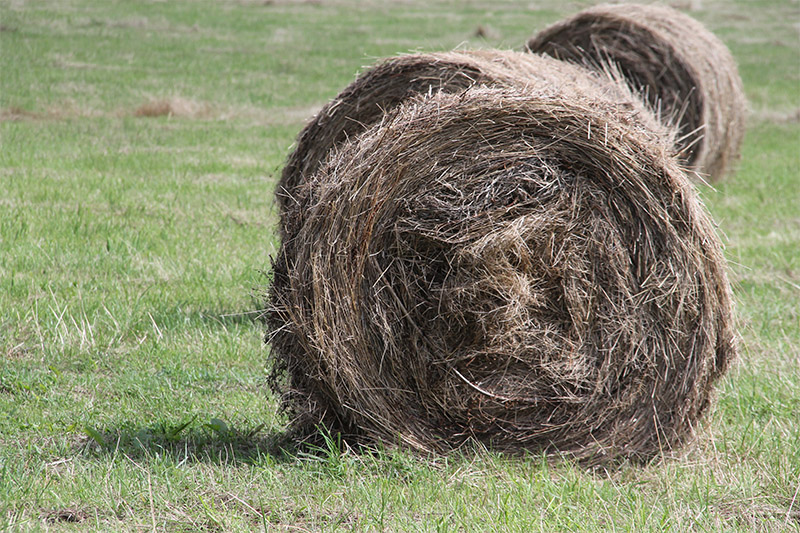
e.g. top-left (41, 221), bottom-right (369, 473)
top-left (473, 24), bottom-right (499, 39)
top-left (267, 83), bottom-right (736, 464)
top-left (526, 3), bottom-right (747, 181)
top-left (133, 98), bottom-right (212, 119)
top-left (1, 106), bottom-right (46, 121)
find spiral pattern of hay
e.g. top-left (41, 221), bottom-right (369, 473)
top-left (276, 50), bottom-right (668, 238)
top-left (527, 3), bottom-right (746, 181)
top-left (267, 84), bottom-right (736, 463)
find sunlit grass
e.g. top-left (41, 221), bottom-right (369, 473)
top-left (1, 0), bottom-right (798, 530)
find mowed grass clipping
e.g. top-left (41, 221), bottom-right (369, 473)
top-left (1, 0), bottom-right (798, 531)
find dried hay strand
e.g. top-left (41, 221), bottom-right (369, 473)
top-left (267, 85), bottom-right (736, 464)
top-left (526, 3), bottom-right (746, 181)
top-left (276, 50), bottom-right (669, 238)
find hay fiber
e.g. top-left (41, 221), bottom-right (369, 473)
top-left (527, 3), bottom-right (746, 181)
top-left (276, 50), bottom-right (670, 239)
top-left (267, 83), bottom-right (736, 464)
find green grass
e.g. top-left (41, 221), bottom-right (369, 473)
top-left (1, 0), bottom-right (798, 530)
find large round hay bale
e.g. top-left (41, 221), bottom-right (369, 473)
top-left (267, 84), bottom-right (736, 464)
top-left (526, 3), bottom-right (746, 181)
top-left (276, 50), bottom-right (668, 239)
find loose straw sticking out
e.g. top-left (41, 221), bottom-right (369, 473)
top-left (275, 50), bottom-right (669, 239)
top-left (526, 3), bottom-right (746, 182)
top-left (267, 85), bottom-right (736, 464)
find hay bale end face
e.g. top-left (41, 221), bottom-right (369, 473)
top-left (526, 3), bottom-right (747, 181)
top-left (267, 85), bottom-right (736, 463)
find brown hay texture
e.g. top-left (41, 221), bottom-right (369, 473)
top-left (276, 50), bottom-right (667, 239)
top-left (526, 3), bottom-right (746, 182)
top-left (267, 83), bottom-right (736, 464)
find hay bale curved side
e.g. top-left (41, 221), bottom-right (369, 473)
top-left (267, 86), bottom-right (736, 463)
top-left (276, 50), bottom-right (667, 239)
top-left (526, 3), bottom-right (746, 181)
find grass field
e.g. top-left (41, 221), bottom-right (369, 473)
top-left (1, 0), bottom-right (799, 530)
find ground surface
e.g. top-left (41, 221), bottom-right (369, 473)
top-left (1, 0), bottom-right (798, 531)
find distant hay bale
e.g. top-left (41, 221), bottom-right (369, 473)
top-left (267, 85), bottom-right (736, 464)
top-left (526, 3), bottom-right (746, 181)
top-left (276, 50), bottom-right (669, 239)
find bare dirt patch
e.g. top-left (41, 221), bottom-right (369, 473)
top-left (0, 106), bottom-right (47, 121)
top-left (133, 98), bottom-right (213, 119)
top-left (42, 508), bottom-right (90, 524)
top-left (1, 99), bottom-right (320, 125)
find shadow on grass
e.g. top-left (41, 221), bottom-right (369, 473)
top-left (78, 418), bottom-right (422, 479)
top-left (79, 416), bottom-right (297, 466)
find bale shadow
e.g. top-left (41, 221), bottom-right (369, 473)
top-left (79, 417), bottom-right (297, 466)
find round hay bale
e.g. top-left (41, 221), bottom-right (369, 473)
top-left (267, 85), bottom-right (736, 464)
top-left (276, 50), bottom-right (668, 239)
top-left (526, 3), bottom-right (746, 181)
